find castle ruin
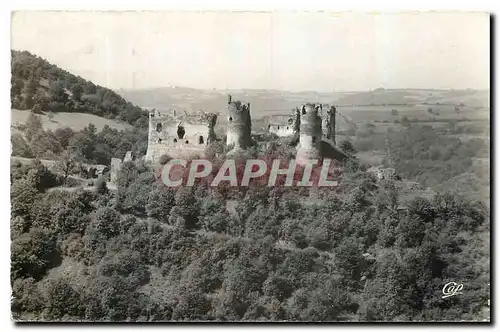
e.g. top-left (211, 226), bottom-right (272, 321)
top-left (226, 95), bottom-right (252, 152)
top-left (268, 103), bottom-right (346, 164)
top-left (141, 95), bottom-right (347, 166)
top-left (145, 109), bottom-right (217, 163)
top-left (296, 103), bottom-right (323, 161)
top-left (267, 108), bottom-right (299, 138)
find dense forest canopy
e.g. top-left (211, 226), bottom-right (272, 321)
top-left (10, 149), bottom-right (490, 321)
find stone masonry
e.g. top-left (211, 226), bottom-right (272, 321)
top-left (145, 109), bottom-right (217, 163)
top-left (226, 94), bottom-right (252, 151)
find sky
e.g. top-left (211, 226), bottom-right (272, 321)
top-left (11, 11), bottom-right (490, 92)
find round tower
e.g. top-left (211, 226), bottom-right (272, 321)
top-left (296, 103), bottom-right (322, 162)
top-left (226, 94), bottom-right (251, 150)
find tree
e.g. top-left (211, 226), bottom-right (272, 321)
top-left (25, 112), bottom-right (43, 142)
top-left (44, 277), bottom-right (85, 319)
top-left (95, 175), bottom-right (108, 195)
top-left (52, 190), bottom-right (94, 236)
top-left (50, 81), bottom-right (69, 103)
top-left (33, 89), bottom-right (50, 113)
top-left (11, 176), bottom-right (38, 220)
top-left (169, 187), bottom-right (200, 229)
top-left (11, 133), bottom-right (33, 158)
top-left (53, 127), bottom-right (75, 150)
top-left (21, 79), bottom-right (38, 109)
top-left (54, 149), bottom-right (75, 182)
top-left (90, 207), bottom-right (121, 240)
top-left (48, 111), bottom-right (55, 122)
top-left (71, 84), bottom-right (84, 102)
top-left (119, 172), bottom-right (155, 215)
top-left (11, 78), bottom-right (24, 98)
top-left (146, 185), bottom-right (175, 223)
top-left (28, 159), bottom-right (60, 192)
top-left (11, 227), bottom-right (59, 280)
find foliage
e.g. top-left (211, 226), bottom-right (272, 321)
top-left (11, 227), bottom-right (59, 280)
top-left (339, 139), bottom-right (356, 154)
top-left (11, 50), bottom-right (148, 128)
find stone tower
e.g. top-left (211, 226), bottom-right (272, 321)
top-left (296, 103), bottom-right (322, 162)
top-left (329, 105), bottom-right (336, 143)
top-left (145, 109), bottom-right (169, 163)
top-left (320, 105), bottom-right (337, 143)
top-left (226, 94), bottom-right (251, 150)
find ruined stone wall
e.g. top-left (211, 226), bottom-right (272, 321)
top-left (265, 108), bottom-right (300, 137)
top-left (329, 105), bottom-right (336, 143)
top-left (226, 95), bottom-right (251, 150)
top-left (319, 105), bottom-right (337, 143)
top-left (110, 158), bottom-right (122, 184)
top-left (268, 124), bottom-right (295, 137)
top-left (145, 109), bottom-right (217, 163)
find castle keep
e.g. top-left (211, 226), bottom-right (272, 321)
top-left (226, 95), bottom-right (252, 151)
top-left (296, 103), bottom-right (323, 160)
top-left (145, 109), bottom-right (217, 163)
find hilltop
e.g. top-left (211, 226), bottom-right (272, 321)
top-left (10, 50), bottom-right (148, 128)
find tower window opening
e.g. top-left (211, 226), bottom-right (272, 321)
top-left (156, 123), bottom-right (162, 132)
top-left (177, 125), bottom-right (185, 139)
top-left (158, 138), bottom-right (162, 143)
top-left (229, 117), bottom-right (233, 122)
top-left (277, 126), bottom-right (280, 129)
top-left (173, 138), bottom-right (177, 143)
top-left (198, 136), bottom-right (204, 144)
top-left (185, 140), bottom-right (189, 144)
top-left (312, 136), bottom-right (317, 143)
top-left (286, 126), bottom-right (289, 130)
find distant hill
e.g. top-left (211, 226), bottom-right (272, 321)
top-left (10, 50), bottom-right (148, 128)
top-left (334, 88), bottom-right (490, 107)
top-left (119, 87), bottom-right (345, 118)
top-left (120, 86), bottom-right (490, 120)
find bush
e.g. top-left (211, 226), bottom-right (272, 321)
top-left (11, 227), bottom-right (59, 280)
top-left (95, 176), bottom-right (108, 194)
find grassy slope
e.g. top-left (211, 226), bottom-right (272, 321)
top-left (11, 109), bottom-right (133, 132)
